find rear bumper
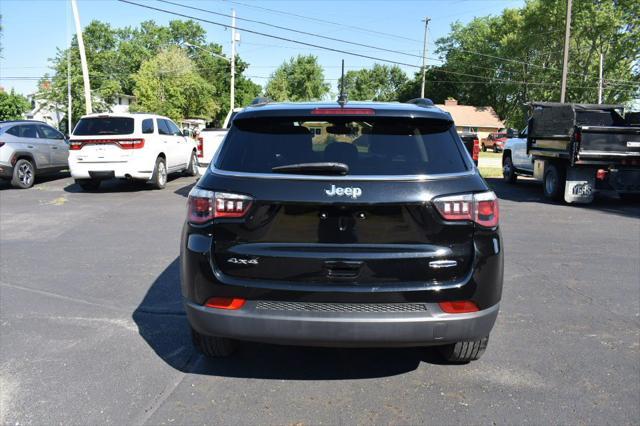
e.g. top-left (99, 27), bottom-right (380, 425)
top-left (185, 300), bottom-right (499, 348)
top-left (69, 158), bottom-right (153, 180)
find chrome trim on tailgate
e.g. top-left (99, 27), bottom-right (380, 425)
top-left (579, 151), bottom-right (640, 158)
top-left (210, 166), bottom-right (475, 181)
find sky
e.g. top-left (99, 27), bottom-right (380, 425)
top-left (0, 0), bottom-right (525, 96)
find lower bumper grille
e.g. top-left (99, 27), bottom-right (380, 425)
top-left (255, 301), bottom-right (428, 313)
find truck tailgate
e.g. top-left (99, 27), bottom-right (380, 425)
top-left (578, 126), bottom-right (640, 160)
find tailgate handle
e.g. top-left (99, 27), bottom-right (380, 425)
top-left (429, 260), bottom-right (458, 269)
top-left (324, 260), bottom-right (362, 279)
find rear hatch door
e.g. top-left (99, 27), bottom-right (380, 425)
top-left (71, 116), bottom-right (136, 162)
top-left (205, 112), bottom-right (480, 288)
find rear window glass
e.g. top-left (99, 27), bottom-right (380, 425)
top-left (216, 117), bottom-right (469, 175)
top-left (73, 117), bottom-right (134, 135)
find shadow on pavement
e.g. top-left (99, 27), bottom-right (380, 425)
top-left (485, 177), bottom-right (640, 219)
top-left (174, 181), bottom-right (196, 198)
top-left (63, 174), bottom-right (189, 193)
top-left (133, 258), bottom-right (447, 380)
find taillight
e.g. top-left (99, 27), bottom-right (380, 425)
top-left (311, 108), bottom-right (375, 115)
top-left (69, 140), bottom-right (83, 150)
top-left (439, 300), bottom-right (479, 314)
top-left (187, 188), bottom-right (252, 223)
top-left (574, 130), bottom-right (581, 143)
top-left (596, 169), bottom-right (608, 181)
top-left (197, 137), bottom-right (204, 158)
top-left (472, 139), bottom-right (480, 162)
top-left (432, 191), bottom-right (499, 227)
top-left (68, 138), bottom-right (145, 150)
top-left (117, 139), bottom-right (145, 149)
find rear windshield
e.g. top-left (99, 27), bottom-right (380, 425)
top-left (216, 117), bottom-right (469, 175)
top-left (73, 117), bottom-right (134, 136)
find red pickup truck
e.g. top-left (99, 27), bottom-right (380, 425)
top-left (482, 132), bottom-right (508, 152)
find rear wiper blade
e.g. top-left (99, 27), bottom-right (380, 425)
top-left (272, 162), bottom-right (349, 175)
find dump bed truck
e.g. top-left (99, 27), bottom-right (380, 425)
top-left (527, 102), bottom-right (640, 203)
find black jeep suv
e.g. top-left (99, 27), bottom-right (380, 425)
top-left (181, 101), bottom-right (503, 362)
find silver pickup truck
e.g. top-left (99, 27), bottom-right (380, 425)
top-left (502, 126), bottom-right (533, 183)
top-left (196, 108), bottom-right (243, 175)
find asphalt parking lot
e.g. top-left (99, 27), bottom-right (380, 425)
top-left (1, 173), bottom-right (638, 425)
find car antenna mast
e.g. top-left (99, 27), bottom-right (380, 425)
top-left (337, 59), bottom-right (348, 107)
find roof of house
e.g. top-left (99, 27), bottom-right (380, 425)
top-left (436, 101), bottom-right (505, 128)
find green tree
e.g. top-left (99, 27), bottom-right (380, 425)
top-left (396, 68), bottom-right (460, 104)
top-left (265, 55), bottom-right (330, 101)
top-left (0, 89), bottom-right (31, 121)
top-left (43, 19), bottom-right (260, 126)
top-left (131, 47), bottom-right (218, 121)
top-left (340, 64), bottom-right (408, 101)
top-left (435, 0), bottom-right (639, 127)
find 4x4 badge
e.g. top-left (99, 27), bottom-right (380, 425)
top-left (227, 257), bottom-right (259, 265)
top-left (325, 184), bottom-right (362, 199)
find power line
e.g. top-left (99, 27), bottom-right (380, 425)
top-left (163, 0), bottom-right (638, 86)
top-left (157, 0), bottom-right (431, 63)
top-left (214, 0), bottom-right (423, 44)
top-left (114, 1), bottom-right (536, 86)
top-left (118, 0), bottom-right (639, 90)
top-left (217, 0), bottom-right (634, 84)
top-left (117, 0), bottom-right (423, 69)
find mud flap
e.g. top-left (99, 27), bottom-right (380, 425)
top-left (533, 159), bottom-right (546, 181)
top-left (564, 167), bottom-right (595, 204)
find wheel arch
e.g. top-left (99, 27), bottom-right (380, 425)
top-left (11, 151), bottom-right (37, 169)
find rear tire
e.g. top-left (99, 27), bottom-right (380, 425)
top-left (438, 337), bottom-right (489, 363)
top-left (11, 158), bottom-right (35, 189)
top-left (481, 143), bottom-right (487, 152)
top-left (502, 155), bottom-right (517, 183)
top-left (75, 179), bottom-right (101, 191)
top-left (543, 163), bottom-right (565, 201)
top-left (493, 145), bottom-right (499, 153)
top-left (150, 156), bottom-right (167, 189)
top-left (191, 328), bottom-right (236, 358)
top-left (185, 151), bottom-right (199, 177)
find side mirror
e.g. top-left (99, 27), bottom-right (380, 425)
top-left (182, 129), bottom-right (191, 137)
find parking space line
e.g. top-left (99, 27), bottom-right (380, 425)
top-left (131, 352), bottom-right (202, 426)
top-left (0, 281), bottom-right (130, 314)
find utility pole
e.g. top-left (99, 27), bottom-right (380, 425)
top-left (523, 62), bottom-right (528, 103)
top-left (67, 48), bottom-right (72, 133)
top-left (598, 53), bottom-right (604, 104)
top-left (67, 4), bottom-right (73, 134)
top-left (420, 17), bottom-right (430, 98)
top-left (559, 0), bottom-right (572, 103)
top-left (70, 0), bottom-right (92, 114)
top-left (230, 9), bottom-right (237, 112)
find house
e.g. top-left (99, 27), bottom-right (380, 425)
top-left (436, 99), bottom-right (505, 141)
top-left (111, 94), bottom-right (135, 114)
top-left (23, 85), bottom-right (134, 129)
top-left (25, 93), bottom-right (65, 128)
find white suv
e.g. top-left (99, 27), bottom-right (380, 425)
top-left (69, 113), bottom-right (198, 190)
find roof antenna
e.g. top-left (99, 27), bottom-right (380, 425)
top-left (337, 59), bottom-right (348, 107)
